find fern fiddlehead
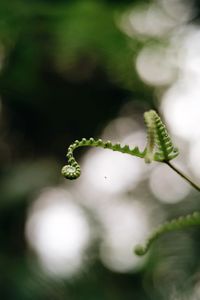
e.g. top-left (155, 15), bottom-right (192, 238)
top-left (62, 110), bottom-right (179, 180)
top-left (61, 138), bottom-right (146, 180)
top-left (134, 212), bottom-right (200, 256)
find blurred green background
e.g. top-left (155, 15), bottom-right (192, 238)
top-left (1, 0), bottom-right (200, 299)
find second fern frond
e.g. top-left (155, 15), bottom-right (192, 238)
top-left (134, 212), bottom-right (200, 256)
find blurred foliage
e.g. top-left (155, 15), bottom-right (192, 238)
top-left (0, 0), bottom-right (154, 160)
top-left (0, 0), bottom-right (200, 299)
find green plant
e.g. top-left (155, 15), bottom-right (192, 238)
top-left (61, 110), bottom-right (200, 256)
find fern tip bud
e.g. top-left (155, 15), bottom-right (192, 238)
top-left (61, 164), bottom-right (81, 180)
top-left (134, 245), bottom-right (146, 256)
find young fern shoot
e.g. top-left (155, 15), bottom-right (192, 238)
top-left (134, 212), bottom-right (200, 256)
top-left (61, 138), bottom-right (146, 180)
top-left (62, 109), bottom-right (200, 256)
top-left (61, 110), bottom-right (178, 179)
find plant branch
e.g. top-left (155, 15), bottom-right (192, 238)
top-left (165, 161), bottom-right (200, 192)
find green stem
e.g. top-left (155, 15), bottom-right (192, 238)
top-left (165, 161), bottom-right (200, 192)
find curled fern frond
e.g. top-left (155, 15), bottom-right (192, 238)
top-left (144, 110), bottom-right (179, 162)
top-left (62, 110), bottom-right (179, 179)
top-left (61, 138), bottom-right (146, 180)
top-left (134, 212), bottom-right (200, 256)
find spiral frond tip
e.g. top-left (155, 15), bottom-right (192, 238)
top-left (61, 165), bottom-right (81, 180)
top-left (134, 245), bottom-right (146, 256)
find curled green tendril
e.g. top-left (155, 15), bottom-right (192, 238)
top-left (62, 110), bottom-right (179, 180)
top-left (134, 212), bottom-right (200, 256)
top-left (61, 137), bottom-right (146, 180)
